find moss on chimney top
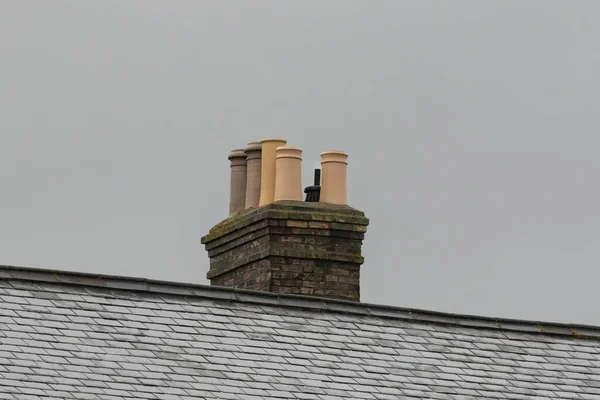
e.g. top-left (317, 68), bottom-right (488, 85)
top-left (202, 200), bottom-right (368, 244)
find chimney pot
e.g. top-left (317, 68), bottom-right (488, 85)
top-left (320, 150), bottom-right (348, 205)
top-left (244, 142), bottom-right (262, 209)
top-left (274, 146), bottom-right (303, 202)
top-left (228, 149), bottom-right (247, 216)
top-left (258, 138), bottom-right (287, 206)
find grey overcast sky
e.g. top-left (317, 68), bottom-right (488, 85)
top-left (1, 1), bottom-right (600, 325)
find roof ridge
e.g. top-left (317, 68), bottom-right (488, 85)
top-left (1, 264), bottom-right (599, 339)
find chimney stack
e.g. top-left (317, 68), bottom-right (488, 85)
top-left (203, 139), bottom-right (368, 302)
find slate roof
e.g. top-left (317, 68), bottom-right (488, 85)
top-left (1, 265), bottom-right (599, 400)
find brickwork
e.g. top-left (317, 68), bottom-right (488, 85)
top-left (201, 200), bottom-right (368, 301)
top-left (209, 259), bottom-right (271, 292)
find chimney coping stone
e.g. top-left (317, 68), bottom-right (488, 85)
top-left (201, 200), bottom-right (368, 244)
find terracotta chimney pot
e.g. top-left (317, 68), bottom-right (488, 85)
top-left (259, 138), bottom-right (287, 206)
top-left (274, 146), bottom-right (303, 201)
top-left (320, 150), bottom-right (348, 205)
top-left (244, 142), bottom-right (262, 209)
top-left (228, 149), bottom-right (247, 216)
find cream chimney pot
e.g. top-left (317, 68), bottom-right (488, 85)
top-left (244, 142), bottom-right (262, 210)
top-left (320, 150), bottom-right (348, 205)
top-left (259, 138), bottom-right (287, 206)
top-left (274, 146), bottom-right (303, 201)
top-left (228, 149), bottom-right (247, 216)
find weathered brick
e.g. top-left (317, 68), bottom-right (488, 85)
top-left (287, 220), bottom-right (308, 228)
top-left (308, 221), bottom-right (330, 229)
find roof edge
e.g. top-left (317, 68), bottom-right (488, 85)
top-left (1, 264), bottom-right (599, 340)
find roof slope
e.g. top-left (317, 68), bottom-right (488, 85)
top-left (1, 266), bottom-right (599, 399)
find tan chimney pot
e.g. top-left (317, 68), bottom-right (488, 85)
top-left (274, 146), bottom-right (303, 201)
top-left (228, 149), bottom-right (247, 216)
top-left (320, 150), bottom-right (348, 205)
top-left (259, 138), bottom-right (287, 206)
top-left (244, 142), bottom-right (262, 209)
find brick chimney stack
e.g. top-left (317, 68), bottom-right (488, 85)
top-left (202, 139), bottom-right (368, 302)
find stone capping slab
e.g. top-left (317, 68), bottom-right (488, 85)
top-left (1, 264), bottom-right (599, 340)
top-left (202, 200), bottom-right (369, 244)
